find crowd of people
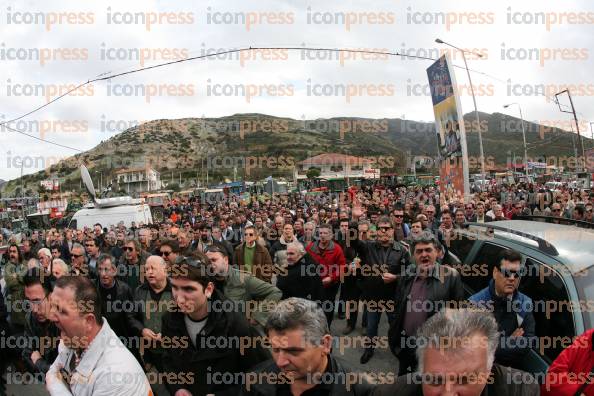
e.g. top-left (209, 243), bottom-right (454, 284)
top-left (0, 181), bottom-right (593, 395)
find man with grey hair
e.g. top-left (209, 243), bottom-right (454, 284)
top-left (374, 309), bottom-right (539, 395)
top-left (241, 297), bottom-right (374, 395)
top-left (388, 231), bottom-right (464, 375)
top-left (276, 242), bottom-right (324, 301)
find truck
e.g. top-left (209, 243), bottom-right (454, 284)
top-left (68, 165), bottom-right (153, 229)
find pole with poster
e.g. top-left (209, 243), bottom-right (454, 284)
top-left (426, 54), bottom-right (470, 202)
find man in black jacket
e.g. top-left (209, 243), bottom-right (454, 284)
top-left (161, 252), bottom-right (269, 396)
top-left (373, 309), bottom-right (539, 396)
top-left (357, 216), bottom-right (410, 364)
top-left (388, 231), bottom-right (464, 375)
top-left (241, 298), bottom-right (375, 396)
top-left (22, 267), bottom-right (59, 374)
top-left (96, 254), bottom-right (134, 345)
top-left (276, 242), bottom-right (324, 302)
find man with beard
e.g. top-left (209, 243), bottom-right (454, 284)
top-left (336, 219), bottom-right (361, 335)
top-left (22, 267), bottom-right (60, 374)
top-left (275, 242), bottom-right (324, 302)
top-left (192, 224), bottom-right (212, 253)
top-left (46, 276), bottom-right (150, 395)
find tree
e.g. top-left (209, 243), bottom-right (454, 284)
top-left (306, 167), bottom-right (321, 180)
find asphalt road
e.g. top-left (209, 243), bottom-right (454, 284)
top-left (5, 312), bottom-right (396, 395)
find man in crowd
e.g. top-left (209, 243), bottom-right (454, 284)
top-left (70, 243), bottom-right (97, 280)
top-left (469, 249), bottom-right (536, 369)
top-left (269, 223), bottom-right (296, 264)
top-left (357, 216), bottom-right (410, 364)
top-left (276, 242), bottom-right (324, 302)
top-left (206, 243), bottom-right (282, 328)
top-left (388, 231), bottom-right (464, 375)
top-left (161, 252), bottom-right (269, 395)
top-left (46, 276), bottom-right (151, 395)
top-left (4, 243), bottom-right (27, 335)
top-left (211, 226), bottom-right (235, 264)
top-left (22, 267), bottom-right (59, 374)
top-left (242, 298), bottom-right (374, 395)
top-left (392, 206), bottom-right (410, 242)
top-left (84, 238), bottom-right (101, 270)
top-left (158, 239), bottom-right (180, 268)
top-left (305, 223), bottom-right (346, 327)
top-left (234, 225), bottom-right (274, 282)
top-left (128, 255), bottom-right (174, 373)
top-left (375, 309), bottom-right (539, 395)
top-left (96, 254), bottom-right (134, 343)
top-left (118, 238), bottom-right (148, 292)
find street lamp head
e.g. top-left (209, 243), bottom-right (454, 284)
top-left (435, 38), bottom-right (444, 44)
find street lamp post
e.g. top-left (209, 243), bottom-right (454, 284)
top-left (435, 38), bottom-right (486, 183)
top-left (503, 103), bottom-right (529, 178)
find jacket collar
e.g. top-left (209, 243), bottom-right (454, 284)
top-left (310, 240), bottom-right (335, 255)
top-left (73, 318), bottom-right (113, 378)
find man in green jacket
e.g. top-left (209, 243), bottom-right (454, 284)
top-left (206, 242), bottom-right (282, 328)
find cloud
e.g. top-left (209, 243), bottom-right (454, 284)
top-left (1, 0), bottom-right (592, 180)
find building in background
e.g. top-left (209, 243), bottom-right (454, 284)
top-left (116, 167), bottom-right (161, 194)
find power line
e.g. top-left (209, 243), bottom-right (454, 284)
top-left (0, 46), bottom-right (503, 128)
top-left (1, 122), bottom-right (84, 152)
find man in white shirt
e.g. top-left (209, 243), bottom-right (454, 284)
top-left (46, 276), bottom-right (152, 396)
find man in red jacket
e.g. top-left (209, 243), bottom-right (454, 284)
top-left (542, 328), bottom-right (594, 396)
top-left (306, 223), bottom-right (346, 327)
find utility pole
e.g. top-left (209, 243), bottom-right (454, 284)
top-left (555, 89), bottom-right (585, 172)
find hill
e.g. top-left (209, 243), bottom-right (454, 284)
top-left (1, 112), bottom-right (590, 195)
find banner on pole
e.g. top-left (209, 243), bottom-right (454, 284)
top-left (426, 54), bottom-right (470, 200)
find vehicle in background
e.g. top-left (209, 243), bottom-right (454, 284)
top-left (142, 192), bottom-right (171, 222)
top-left (68, 165), bottom-right (153, 229)
top-left (448, 219), bottom-right (594, 378)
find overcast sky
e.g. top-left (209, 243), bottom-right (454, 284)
top-left (1, 0), bottom-right (593, 180)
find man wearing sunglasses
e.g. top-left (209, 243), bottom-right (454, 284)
top-left (469, 250), bottom-right (535, 370)
top-left (159, 239), bottom-right (180, 267)
top-left (234, 225), bottom-right (273, 282)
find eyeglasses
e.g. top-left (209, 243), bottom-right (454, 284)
top-left (552, 209), bottom-right (561, 212)
top-left (123, 247), bottom-right (135, 252)
top-left (174, 256), bottom-right (206, 268)
top-left (245, 233), bottom-right (255, 237)
top-left (393, 214), bottom-right (404, 218)
top-left (160, 251), bottom-right (171, 257)
top-left (377, 226), bottom-right (393, 232)
top-left (499, 267), bottom-right (525, 279)
top-left (25, 297), bottom-right (46, 308)
top-left (71, 253), bottom-right (84, 258)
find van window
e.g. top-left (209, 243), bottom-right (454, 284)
top-left (519, 258), bottom-right (576, 362)
top-left (463, 242), bottom-right (508, 294)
